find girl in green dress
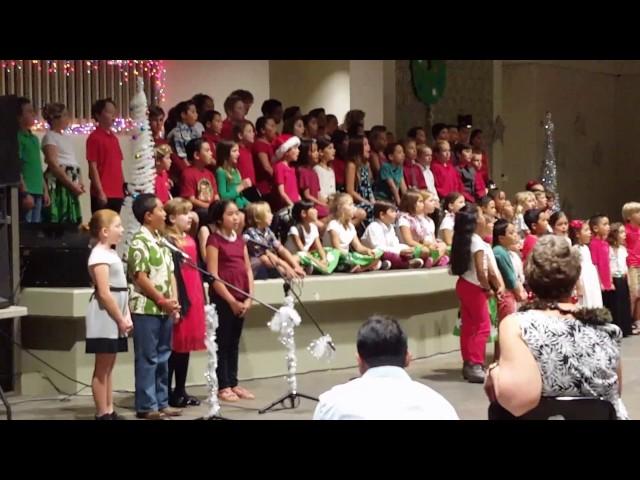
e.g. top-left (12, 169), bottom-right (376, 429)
top-left (41, 103), bottom-right (85, 224)
top-left (285, 201), bottom-right (339, 274)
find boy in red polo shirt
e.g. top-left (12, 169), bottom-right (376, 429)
top-left (221, 94), bottom-right (246, 141)
top-left (180, 138), bottom-right (219, 226)
top-left (87, 98), bottom-right (124, 213)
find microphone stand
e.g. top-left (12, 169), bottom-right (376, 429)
top-left (161, 236), bottom-right (281, 421)
top-left (160, 237), bottom-right (319, 420)
top-left (244, 238), bottom-right (322, 413)
top-left (245, 238), bottom-right (336, 351)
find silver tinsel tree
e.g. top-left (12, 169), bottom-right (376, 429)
top-left (540, 112), bottom-right (560, 212)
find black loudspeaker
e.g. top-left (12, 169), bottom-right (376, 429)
top-left (20, 223), bottom-right (92, 288)
top-left (0, 189), bottom-right (11, 308)
top-left (0, 95), bottom-right (20, 187)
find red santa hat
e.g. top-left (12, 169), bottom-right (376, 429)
top-left (274, 134), bottom-right (301, 161)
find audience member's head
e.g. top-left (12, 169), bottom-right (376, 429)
top-left (356, 315), bottom-right (409, 373)
top-left (525, 235), bottom-right (581, 302)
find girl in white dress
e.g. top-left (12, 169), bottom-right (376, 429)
top-left (84, 209), bottom-right (133, 420)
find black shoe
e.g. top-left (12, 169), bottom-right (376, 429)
top-left (109, 411), bottom-right (127, 420)
top-left (95, 413), bottom-right (113, 420)
top-left (185, 395), bottom-right (201, 407)
top-left (462, 363), bottom-right (485, 384)
top-left (169, 394), bottom-right (188, 408)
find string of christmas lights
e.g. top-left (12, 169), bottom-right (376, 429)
top-left (0, 60), bottom-right (166, 134)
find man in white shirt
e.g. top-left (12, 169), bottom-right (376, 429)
top-left (313, 315), bottom-right (459, 420)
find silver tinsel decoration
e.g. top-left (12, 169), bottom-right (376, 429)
top-left (308, 335), bottom-right (335, 362)
top-left (268, 295), bottom-right (302, 395)
top-left (540, 112), bottom-right (560, 212)
top-left (204, 304), bottom-right (221, 418)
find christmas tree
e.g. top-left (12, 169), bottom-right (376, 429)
top-left (540, 112), bottom-right (560, 212)
top-left (117, 77), bottom-right (157, 260)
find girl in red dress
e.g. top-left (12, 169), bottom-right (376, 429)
top-left (164, 198), bottom-right (206, 408)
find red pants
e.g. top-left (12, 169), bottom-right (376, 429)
top-left (498, 290), bottom-right (518, 320)
top-left (456, 277), bottom-right (490, 365)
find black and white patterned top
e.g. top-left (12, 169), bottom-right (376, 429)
top-left (516, 310), bottom-right (629, 419)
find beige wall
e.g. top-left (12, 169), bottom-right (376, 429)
top-left (269, 60), bottom-right (350, 123)
top-left (502, 61), bottom-right (632, 219)
top-left (349, 60), bottom-right (384, 127)
top-left (163, 60), bottom-right (270, 124)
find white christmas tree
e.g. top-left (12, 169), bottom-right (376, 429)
top-left (118, 77), bottom-right (157, 260)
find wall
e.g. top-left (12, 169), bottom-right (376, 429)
top-left (163, 60), bottom-right (270, 124)
top-left (614, 73), bottom-right (640, 216)
top-left (269, 60), bottom-right (350, 123)
top-left (502, 61), bottom-right (630, 219)
top-left (394, 60), bottom-right (427, 140)
top-left (394, 60), bottom-right (496, 161)
top-left (349, 60), bottom-right (384, 127)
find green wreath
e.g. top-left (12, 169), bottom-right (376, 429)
top-left (410, 60), bottom-right (447, 105)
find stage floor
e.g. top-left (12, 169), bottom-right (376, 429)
top-left (6, 335), bottom-right (640, 420)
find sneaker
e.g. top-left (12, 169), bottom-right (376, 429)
top-left (408, 258), bottom-right (424, 269)
top-left (462, 362), bottom-right (485, 384)
top-left (380, 260), bottom-right (392, 270)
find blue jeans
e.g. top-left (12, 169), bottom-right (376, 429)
top-left (24, 194), bottom-right (43, 223)
top-left (132, 314), bottom-right (173, 412)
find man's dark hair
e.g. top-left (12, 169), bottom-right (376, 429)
top-left (356, 315), bottom-right (408, 368)
top-left (132, 193), bottom-right (158, 224)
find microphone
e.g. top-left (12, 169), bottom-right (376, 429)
top-left (157, 235), bottom-right (191, 260)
